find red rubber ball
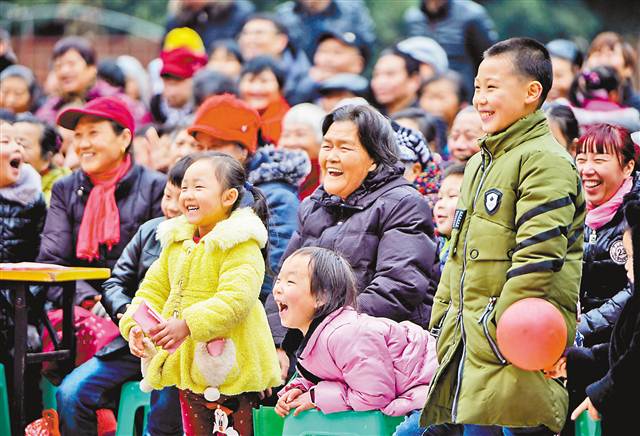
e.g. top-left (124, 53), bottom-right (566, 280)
top-left (496, 298), bottom-right (568, 371)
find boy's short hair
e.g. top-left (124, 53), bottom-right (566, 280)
top-left (168, 154), bottom-right (194, 187)
top-left (484, 37), bottom-right (552, 107)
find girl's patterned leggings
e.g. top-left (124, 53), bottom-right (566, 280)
top-left (179, 389), bottom-right (258, 435)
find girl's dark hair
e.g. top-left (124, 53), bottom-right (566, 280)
top-left (569, 66), bottom-right (621, 107)
top-left (545, 105), bottom-right (579, 145)
top-left (209, 39), bottom-right (244, 64)
top-left (240, 56), bottom-right (286, 90)
top-left (187, 152), bottom-right (271, 268)
top-left (52, 36), bottom-right (96, 65)
top-left (420, 70), bottom-right (468, 104)
top-left (322, 104), bottom-right (399, 167)
top-left (193, 69), bottom-right (238, 106)
top-left (576, 123), bottom-right (638, 169)
top-left (291, 247), bottom-right (358, 319)
top-left (443, 163), bottom-right (466, 179)
top-left (15, 113), bottom-right (62, 157)
top-left (167, 154), bottom-right (194, 187)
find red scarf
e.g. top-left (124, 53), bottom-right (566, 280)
top-left (76, 154), bottom-right (132, 261)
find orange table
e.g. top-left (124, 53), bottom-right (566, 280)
top-left (0, 264), bottom-right (110, 434)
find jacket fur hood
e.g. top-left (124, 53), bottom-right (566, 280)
top-left (156, 207), bottom-right (268, 251)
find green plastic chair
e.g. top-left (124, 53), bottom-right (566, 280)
top-left (253, 406), bottom-right (285, 436)
top-left (283, 409), bottom-right (404, 436)
top-left (0, 364), bottom-right (11, 436)
top-left (115, 381), bottom-right (151, 436)
top-left (40, 377), bottom-right (58, 410)
top-left (575, 410), bottom-right (602, 436)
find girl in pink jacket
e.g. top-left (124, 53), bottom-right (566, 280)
top-left (273, 246), bottom-right (437, 428)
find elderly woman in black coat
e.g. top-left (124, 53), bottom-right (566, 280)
top-left (266, 104), bottom-right (438, 376)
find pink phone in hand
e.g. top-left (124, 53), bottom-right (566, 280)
top-left (132, 301), bottom-right (185, 354)
top-left (132, 301), bottom-right (163, 335)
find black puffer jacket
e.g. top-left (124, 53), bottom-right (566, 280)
top-left (578, 175), bottom-right (640, 346)
top-left (37, 164), bottom-right (165, 307)
top-left (0, 164), bottom-right (46, 263)
top-left (267, 164), bottom-right (438, 345)
top-left (566, 198), bottom-right (640, 436)
top-left (97, 216), bottom-right (164, 358)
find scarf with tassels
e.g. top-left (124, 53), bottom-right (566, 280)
top-left (76, 154), bottom-right (132, 261)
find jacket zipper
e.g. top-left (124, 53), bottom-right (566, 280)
top-left (478, 297), bottom-right (507, 364)
top-left (451, 146), bottom-right (493, 422)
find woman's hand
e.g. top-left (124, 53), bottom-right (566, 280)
top-left (274, 388), bottom-right (303, 417)
top-left (149, 318), bottom-right (190, 351)
top-left (287, 390), bottom-right (316, 416)
top-left (276, 348), bottom-right (290, 383)
top-left (571, 397), bottom-right (600, 421)
top-left (129, 326), bottom-right (146, 358)
top-left (543, 356), bottom-right (567, 379)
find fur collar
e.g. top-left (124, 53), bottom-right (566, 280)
top-left (0, 164), bottom-right (42, 206)
top-left (156, 207), bottom-right (268, 251)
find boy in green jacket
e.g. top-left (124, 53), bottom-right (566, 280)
top-left (421, 38), bottom-right (585, 435)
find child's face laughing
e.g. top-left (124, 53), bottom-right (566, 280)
top-left (434, 174), bottom-right (464, 238)
top-left (473, 54), bottom-right (539, 134)
top-left (272, 254), bottom-right (318, 336)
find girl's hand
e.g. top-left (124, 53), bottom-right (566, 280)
top-left (543, 356), bottom-right (567, 379)
top-left (274, 388), bottom-right (303, 417)
top-left (288, 391), bottom-right (316, 416)
top-left (571, 397), bottom-right (600, 421)
top-left (149, 318), bottom-right (190, 351)
top-left (129, 326), bottom-right (146, 358)
top-left (276, 348), bottom-right (290, 383)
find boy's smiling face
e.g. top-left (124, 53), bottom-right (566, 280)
top-left (473, 54), bottom-right (541, 134)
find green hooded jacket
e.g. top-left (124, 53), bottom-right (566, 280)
top-left (421, 111), bottom-right (585, 433)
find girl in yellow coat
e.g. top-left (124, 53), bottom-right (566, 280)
top-left (119, 152), bottom-right (281, 435)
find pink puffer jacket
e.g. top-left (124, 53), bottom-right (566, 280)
top-left (280, 307), bottom-right (437, 416)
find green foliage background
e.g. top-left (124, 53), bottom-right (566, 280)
top-left (4, 0), bottom-right (639, 47)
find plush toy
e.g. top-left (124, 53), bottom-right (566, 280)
top-left (139, 338), bottom-right (235, 403)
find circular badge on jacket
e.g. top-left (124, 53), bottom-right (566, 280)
top-left (609, 239), bottom-right (628, 265)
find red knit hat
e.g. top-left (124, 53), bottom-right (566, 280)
top-left (160, 47), bottom-right (207, 79)
top-left (188, 94), bottom-right (260, 153)
top-left (57, 96), bottom-right (135, 136)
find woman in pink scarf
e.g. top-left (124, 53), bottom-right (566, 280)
top-left (575, 123), bottom-right (639, 347)
top-left (36, 96), bottom-right (166, 308)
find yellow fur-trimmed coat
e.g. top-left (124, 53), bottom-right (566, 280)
top-left (119, 207), bottom-right (282, 395)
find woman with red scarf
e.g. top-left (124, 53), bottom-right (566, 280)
top-left (37, 96), bottom-right (166, 308)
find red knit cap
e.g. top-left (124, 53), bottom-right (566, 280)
top-left (188, 94), bottom-right (260, 153)
top-left (160, 47), bottom-right (207, 79)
